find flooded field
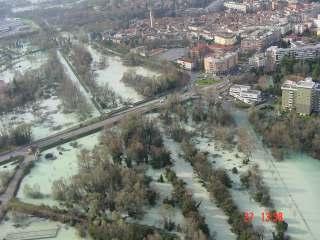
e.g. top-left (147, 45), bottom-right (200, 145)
top-left (0, 51), bottom-right (48, 84)
top-left (88, 46), bottom-right (159, 102)
top-left (0, 212), bottom-right (89, 240)
top-left (0, 97), bottom-right (79, 140)
top-left (233, 109), bottom-right (320, 240)
top-left (17, 133), bottom-right (100, 206)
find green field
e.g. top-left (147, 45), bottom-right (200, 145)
top-left (196, 78), bottom-right (220, 86)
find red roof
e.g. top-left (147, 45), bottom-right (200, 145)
top-left (191, 43), bottom-right (209, 53)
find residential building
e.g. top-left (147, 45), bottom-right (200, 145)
top-left (204, 52), bottom-right (238, 74)
top-left (214, 32), bottom-right (237, 46)
top-left (229, 84), bottom-right (262, 104)
top-left (249, 53), bottom-right (266, 68)
top-left (176, 58), bottom-right (195, 70)
top-left (266, 43), bottom-right (320, 69)
top-left (281, 77), bottom-right (320, 115)
top-left (241, 28), bottom-right (281, 52)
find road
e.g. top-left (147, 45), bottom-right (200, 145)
top-left (0, 155), bottom-right (35, 222)
top-left (0, 79), bottom-right (231, 223)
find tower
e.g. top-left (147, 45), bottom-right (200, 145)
top-left (149, 8), bottom-right (154, 28)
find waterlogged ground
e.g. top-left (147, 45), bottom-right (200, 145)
top-left (160, 127), bottom-right (237, 240)
top-left (0, 97), bottom-right (79, 140)
top-left (128, 167), bottom-right (185, 235)
top-left (0, 212), bottom-right (89, 240)
top-left (193, 136), bottom-right (275, 238)
top-left (233, 109), bottom-right (320, 240)
top-left (87, 46), bottom-right (159, 102)
top-left (0, 51), bottom-right (48, 84)
top-left (17, 133), bottom-right (100, 207)
top-left (0, 49), bottom-right (100, 141)
top-left (277, 153), bottom-right (320, 239)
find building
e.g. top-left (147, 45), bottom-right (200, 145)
top-left (176, 58), bottom-right (195, 70)
top-left (241, 29), bottom-right (281, 52)
top-left (229, 84), bottom-right (262, 104)
top-left (281, 77), bottom-right (320, 115)
top-left (204, 52), bottom-right (238, 74)
top-left (249, 53), bottom-right (266, 68)
top-left (266, 43), bottom-right (320, 69)
top-left (214, 32), bottom-right (237, 46)
top-left (224, 1), bottom-right (249, 12)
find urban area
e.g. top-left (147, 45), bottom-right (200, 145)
top-left (0, 0), bottom-right (320, 239)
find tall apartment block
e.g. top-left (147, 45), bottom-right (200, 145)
top-left (281, 77), bottom-right (320, 115)
top-left (266, 44), bottom-right (320, 70)
top-left (204, 52), bottom-right (238, 74)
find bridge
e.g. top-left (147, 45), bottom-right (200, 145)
top-left (0, 90), bottom-right (201, 222)
top-left (0, 82), bottom-right (230, 223)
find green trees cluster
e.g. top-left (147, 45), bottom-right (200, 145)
top-left (278, 56), bottom-right (320, 80)
top-left (121, 67), bottom-right (189, 97)
top-left (165, 168), bottom-right (210, 240)
top-left (52, 149), bottom-right (151, 218)
top-left (23, 183), bottom-right (44, 199)
top-left (89, 221), bottom-right (178, 240)
top-left (0, 70), bottom-right (42, 114)
top-left (52, 115), bottom-right (171, 220)
top-left (249, 108), bottom-right (320, 160)
top-left (0, 123), bottom-right (32, 152)
top-left (101, 114), bottom-right (171, 169)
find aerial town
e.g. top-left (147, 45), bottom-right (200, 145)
top-left (0, 0), bottom-right (320, 240)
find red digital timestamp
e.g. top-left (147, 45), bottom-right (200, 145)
top-left (244, 211), bottom-right (284, 223)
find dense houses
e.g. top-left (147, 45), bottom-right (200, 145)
top-left (281, 77), bottom-right (320, 115)
top-left (99, 0), bottom-right (320, 79)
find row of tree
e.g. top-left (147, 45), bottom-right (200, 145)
top-left (0, 123), bottom-right (32, 151)
top-left (67, 44), bottom-right (124, 109)
top-left (165, 168), bottom-right (210, 240)
top-left (179, 137), bottom-right (261, 239)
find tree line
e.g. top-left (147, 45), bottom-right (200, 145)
top-left (249, 107), bottom-right (320, 160)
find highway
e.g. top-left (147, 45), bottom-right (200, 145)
top-left (0, 78), bottom-right (231, 222)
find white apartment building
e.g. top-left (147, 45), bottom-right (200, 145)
top-left (229, 84), bottom-right (262, 105)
